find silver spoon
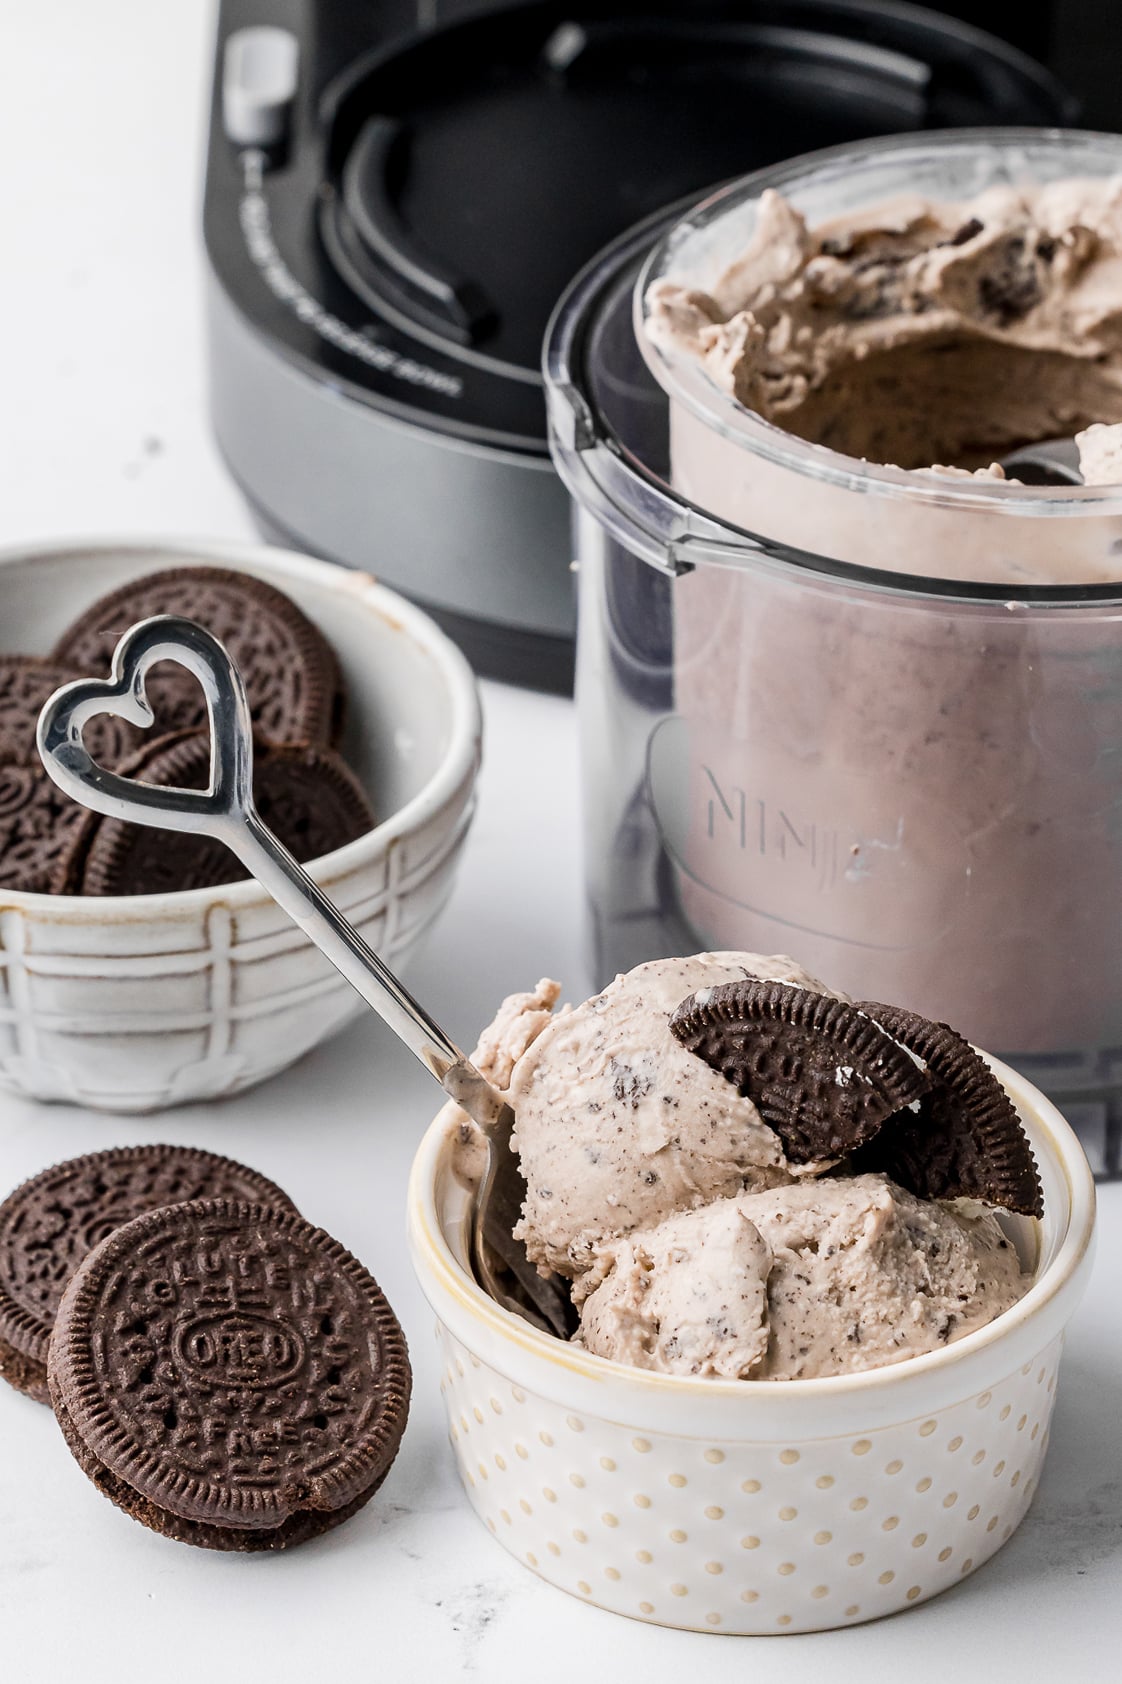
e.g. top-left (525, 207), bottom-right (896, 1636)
top-left (36, 612), bottom-right (574, 1341)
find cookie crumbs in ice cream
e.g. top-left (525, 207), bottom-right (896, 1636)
top-left (576, 1174), bottom-right (1024, 1381)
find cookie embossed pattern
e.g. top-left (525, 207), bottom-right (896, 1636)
top-left (49, 1200), bottom-right (411, 1550)
top-left (0, 1144), bottom-right (297, 1404)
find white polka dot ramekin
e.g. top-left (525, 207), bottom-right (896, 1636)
top-left (407, 1056), bottom-right (1095, 1634)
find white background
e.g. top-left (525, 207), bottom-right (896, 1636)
top-left (0, 6), bottom-right (1119, 1681)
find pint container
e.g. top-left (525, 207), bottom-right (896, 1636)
top-left (544, 131), bottom-right (1122, 1171)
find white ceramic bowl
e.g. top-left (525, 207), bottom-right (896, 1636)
top-left (409, 1058), bottom-right (1095, 1634)
top-left (0, 538), bottom-right (481, 1112)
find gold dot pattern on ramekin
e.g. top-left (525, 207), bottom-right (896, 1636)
top-left (434, 1323), bottom-right (1061, 1635)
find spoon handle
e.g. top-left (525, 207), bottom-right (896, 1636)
top-left (235, 807), bottom-right (484, 1096)
top-left (36, 613), bottom-right (505, 1126)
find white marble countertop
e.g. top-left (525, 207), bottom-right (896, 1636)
top-left (1, 6), bottom-right (1120, 1681)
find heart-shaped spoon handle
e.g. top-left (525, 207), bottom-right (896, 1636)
top-left (36, 613), bottom-right (506, 1130)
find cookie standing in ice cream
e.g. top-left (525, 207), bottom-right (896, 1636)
top-left (506, 952), bottom-right (825, 1278)
top-left (451, 953), bottom-right (1039, 1382)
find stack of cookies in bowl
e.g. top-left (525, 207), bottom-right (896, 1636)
top-left (2, 566), bottom-right (374, 897)
top-left (0, 540), bottom-right (481, 1111)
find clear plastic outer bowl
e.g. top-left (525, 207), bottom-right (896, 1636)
top-left (544, 131), bottom-right (1122, 1176)
top-left (409, 1057), bottom-right (1094, 1635)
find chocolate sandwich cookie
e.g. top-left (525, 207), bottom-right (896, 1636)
top-left (1, 655), bottom-right (141, 768)
top-left (852, 1003), bottom-right (1044, 1216)
top-left (52, 567), bottom-right (345, 747)
top-left (0, 656), bottom-right (146, 892)
top-left (48, 1200), bottom-right (411, 1550)
top-left (669, 979), bottom-right (930, 1162)
top-left (56, 730), bottom-right (375, 895)
top-left (0, 759), bottom-right (95, 895)
top-left (0, 1146), bottom-right (296, 1403)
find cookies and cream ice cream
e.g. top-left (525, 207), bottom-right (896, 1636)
top-left (448, 953), bottom-right (1034, 1382)
top-left (623, 147), bottom-right (1122, 1065)
top-left (646, 179), bottom-right (1122, 475)
top-left (576, 1174), bottom-right (1024, 1381)
top-left (508, 952), bottom-right (833, 1276)
top-left (575, 1193), bottom-right (772, 1378)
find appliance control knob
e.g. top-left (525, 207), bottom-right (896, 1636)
top-left (222, 26), bottom-right (299, 148)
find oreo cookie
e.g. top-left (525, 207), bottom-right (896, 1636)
top-left (1, 655), bottom-right (141, 768)
top-left (52, 567), bottom-right (345, 747)
top-left (0, 656), bottom-right (146, 893)
top-left (57, 731), bottom-right (376, 896)
top-left (48, 1199), bottom-right (411, 1550)
top-left (0, 759), bottom-right (96, 894)
top-left (0, 1147), bottom-right (296, 1404)
top-left (852, 1003), bottom-right (1044, 1217)
top-left (669, 980), bottom-right (929, 1162)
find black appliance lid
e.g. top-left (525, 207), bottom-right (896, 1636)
top-left (248, 0), bottom-right (1072, 452)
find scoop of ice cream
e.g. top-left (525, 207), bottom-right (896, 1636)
top-left (449, 977), bottom-right (563, 1193)
top-left (470, 977), bottom-right (564, 1090)
top-left (577, 1173), bottom-right (1025, 1380)
top-left (509, 952), bottom-right (840, 1277)
top-left (747, 1174), bottom-right (1025, 1378)
top-left (576, 1197), bottom-right (772, 1378)
top-left (647, 179), bottom-right (1122, 471)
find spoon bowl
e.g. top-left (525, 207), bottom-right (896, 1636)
top-left (999, 436), bottom-right (1082, 486)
